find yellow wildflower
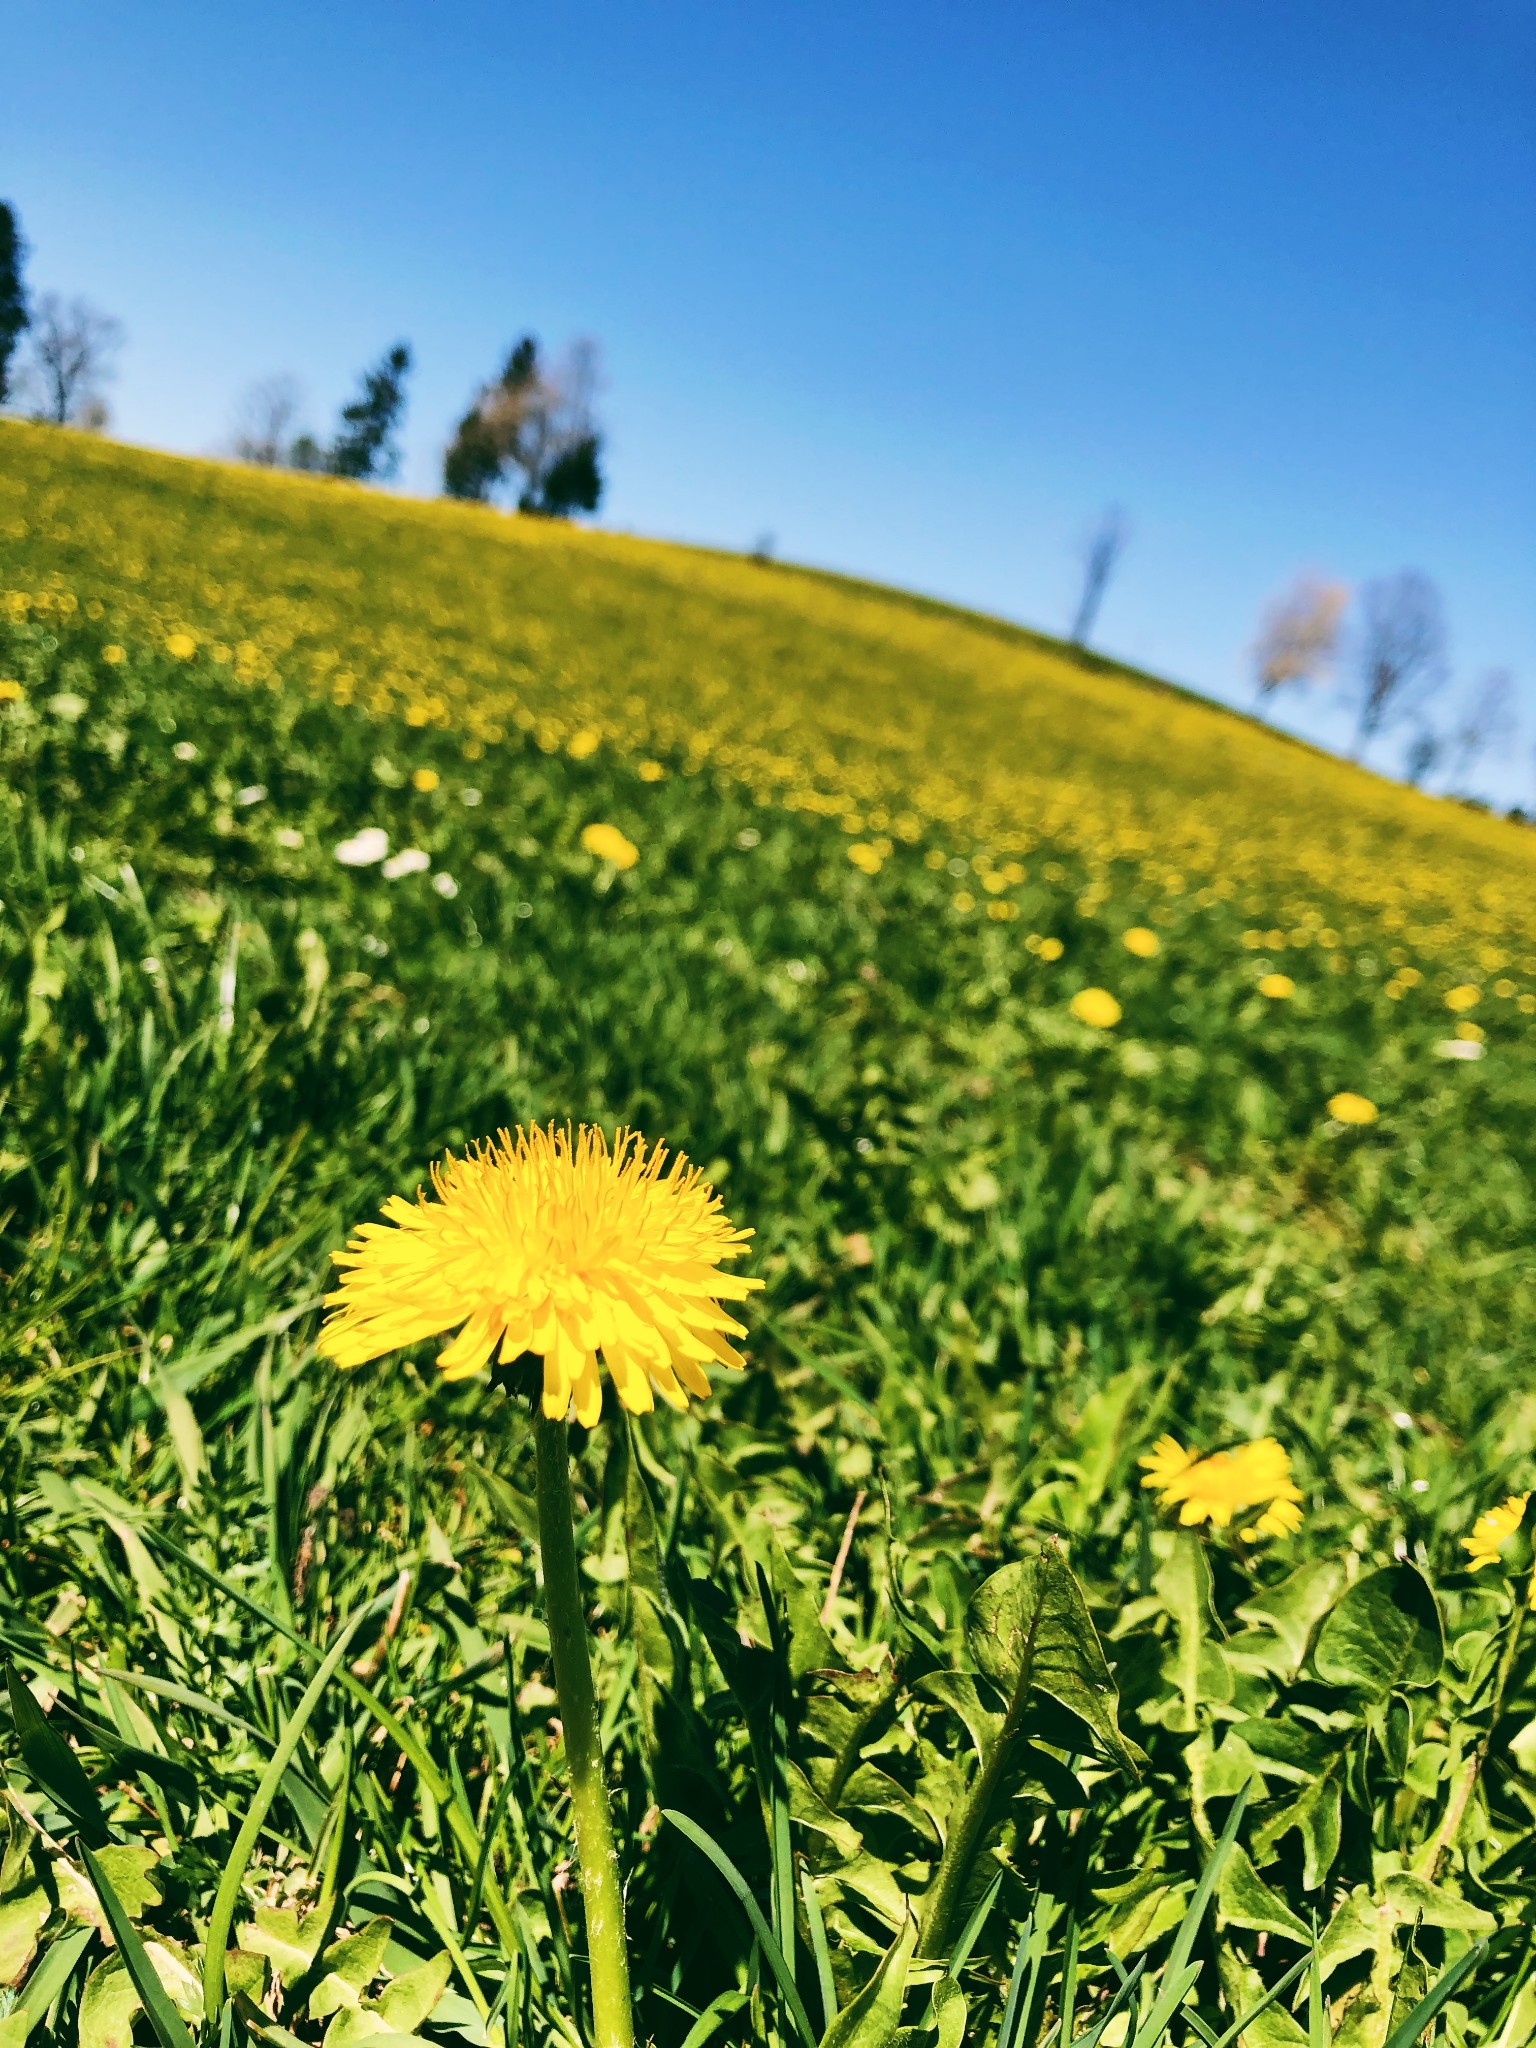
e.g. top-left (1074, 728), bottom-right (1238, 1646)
top-left (1038, 936), bottom-right (1064, 962)
top-left (320, 1124), bottom-right (763, 1427)
top-left (1327, 1092), bottom-right (1378, 1125)
top-left (101, 644), bottom-right (125, 665)
top-left (568, 728), bottom-right (600, 760)
top-left (411, 767), bottom-right (440, 793)
top-left (1445, 983), bottom-right (1481, 1012)
top-left (1258, 973), bottom-right (1295, 999)
top-left (1463, 1493), bottom-right (1536, 1604)
top-left (166, 631), bottom-right (196, 659)
top-left (637, 759), bottom-right (667, 782)
top-left (952, 890), bottom-right (975, 913)
top-left (0, 679), bottom-right (23, 703)
top-left (1457, 1021), bottom-right (1486, 1044)
top-left (1122, 926), bottom-right (1160, 958)
top-left (581, 822), bottom-right (639, 870)
top-left (1070, 987), bottom-right (1122, 1029)
top-left (848, 842), bottom-right (883, 875)
top-left (1140, 1434), bottom-right (1303, 1539)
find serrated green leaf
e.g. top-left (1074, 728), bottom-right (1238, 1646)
top-left (1312, 1565), bottom-right (1443, 1697)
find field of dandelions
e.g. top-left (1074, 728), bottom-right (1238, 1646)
top-left (2, 418), bottom-right (1536, 2048)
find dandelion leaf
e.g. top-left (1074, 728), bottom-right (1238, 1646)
top-left (1312, 1564), bottom-right (1443, 1696)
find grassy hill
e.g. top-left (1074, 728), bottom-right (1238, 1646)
top-left (2, 422), bottom-right (1534, 2048)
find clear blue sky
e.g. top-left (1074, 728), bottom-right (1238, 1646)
top-left (6, 0), bottom-right (1534, 796)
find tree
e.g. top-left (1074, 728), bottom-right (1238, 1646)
top-left (0, 202), bottom-right (28, 408)
top-left (1252, 575), bottom-right (1348, 711)
top-left (1447, 668), bottom-right (1517, 789)
top-left (1404, 729), bottom-right (1443, 788)
top-left (328, 342), bottom-right (412, 481)
top-left (231, 374), bottom-right (304, 466)
top-left (24, 293), bottom-right (122, 426)
top-left (443, 334), bottom-right (605, 516)
top-left (1352, 570), bottom-right (1447, 759)
top-left (1069, 507), bottom-right (1129, 647)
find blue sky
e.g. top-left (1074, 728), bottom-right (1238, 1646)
top-left (5, 0), bottom-right (1534, 797)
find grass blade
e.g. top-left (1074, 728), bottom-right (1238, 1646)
top-left (1382, 1941), bottom-right (1490, 2048)
top-left (801, 1865), bottom-right (837, 2036)
top-left (662, 1807), bottom-right (817, 2048)
top-left (79, 1839), bottom-right (196, 2048)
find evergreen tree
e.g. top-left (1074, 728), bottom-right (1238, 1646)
top-left (329, 342), bottom-right (412, 480)
top-left (442, 334), bottom-right (604, 516)
top-left (0, 203), bottom-right (29, 407)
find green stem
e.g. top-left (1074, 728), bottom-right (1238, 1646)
top-left (917, 1606), bottom-right (1042, 1960)
top-left (535, 1416), bottom-right (635, 2048)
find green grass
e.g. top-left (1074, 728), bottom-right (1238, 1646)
top-left (0, 438), bottom-right (1534, 2048)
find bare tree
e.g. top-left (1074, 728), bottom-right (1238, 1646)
top-left (24, 293), bottom-right (123, 426)
top-left (1447, 668), bottom-right (1517, 789)
top-left (1352, 570), bottom-right (1447, 760)
top-left (1069, 507), bottom-right (1129, 648)
top-left (232, 374), bottom-right (304, 466)
top-left (1252, 575), bottom-right (1348, 712)
top-left (1404, 729), bottom-right (1443, 788)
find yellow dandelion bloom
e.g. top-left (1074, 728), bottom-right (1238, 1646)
top-left (320, 1124), bottom-right (763, 1427)
top-left (848, 842), bottom-right (883, 875)
top-left (1258, 973), bottom-right (1295, 999)
top-left (411, 767), bottom-right (441, 793)
top-left (1445, 983), bottom-right (1481, 1013)
top-left (1327, 1092), bottom-right (1378, 1125)
top-left (581, 822), bottom-right (639, 870)
top-left (166, 631), bottom-right (197, 659)
top-left (567, 728), bottom-right (601, 760)
top-left (0, 679), bottom-right (23, 703)
top-left (1070, 987), bottom-right (1122, 1029)
top-left (1038, 936), bottom-right (1064, 962)
top-left (1457, 1021), bottom-right (1486, 1044)
top-left (1463, 1493), bottom-right (1536, 1605)
top-left (952, 890), bottom-right (975, 913)
top-left (1141, 1435), bottom-right (1303, 1538)
top-left (1122, 926), bottom-right (1160, 958)
top-left (101, 644), bottom-right (126, 665)
top-left (637, 759), bottom-right (667, 782)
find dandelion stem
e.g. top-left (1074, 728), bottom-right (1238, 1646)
top-left (535, 1415), bottom-right (635, 2048)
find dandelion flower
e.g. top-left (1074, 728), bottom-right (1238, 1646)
top-left (638, 759), bottom-right (667, 782)
top-left (411, 767), bottom-right (440, 793)
top-left (319, 1124), bottom-right (763, 1428)
top-left (1038, 936), bottom-right (1064, 962)
top-left (335, 827), bottom-right (390, 867)
top-left (1463, 1493), bottom-right (1535, 1604)
top-left (1258, 973), bottom-right (1295, 999)
top-left (1327, 1092), bottom-right (1378, 1125)
top-left (848, 842), bottom-right (883, 875)
top-left (382, 848), bottom-right (431, 880)
top-left (1141, 1435), bottom-right (1303, 1538)
top-left (1122, 927), bottom-right (1160, 958)
top-left (1445, 984), bottom-right (1481, 1013)
top-left (0, 679), bottom-right (23, 703)
top-left (1070, 987), bottom-right (1122, 1029)
top-left (166, 632), bottom-right (197, 660)
top-left (567, 728), bottom-right (601, 760)
top-left (101, 645), bottom-right (125, 665)
top-left (581, 822), bottom-right (639, 870)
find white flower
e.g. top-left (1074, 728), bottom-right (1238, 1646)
top-left (432, 872), bottom-right (459, 898)
top-left (276, 827), bottom-right (304, 849)
top-left (173, 741), bottom-right (199, 762)
top-left (335, 828), bottom-right (390, 867)
top-left (382, 848), bottom-right (431, 880)
top-left (1434, 1039), bottom-right (1485, 1061)
top-left (48, 692), bottom-right (88, 722)
top-left (460, 787), bottom-right (482, 808)
top-left (235, 784), bottom-right (268, 806)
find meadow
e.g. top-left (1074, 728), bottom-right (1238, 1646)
top-left (1, 418), bottom-right (1535, 2048)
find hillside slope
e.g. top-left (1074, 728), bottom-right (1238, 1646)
top-left (4, 420), bottom-right (1532, 964)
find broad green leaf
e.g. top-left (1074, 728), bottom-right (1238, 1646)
top-left (822, 1914), bottom-right (918, 2048)
top-left (91, 1846), bottom-right (162, 1920)
top-left (931, 1976), bottom-right (967, 2048)
top-left (0, 1927), bottom-right (92, 2048)
top-left (1312, 1564), bottom-right (1443, 1696)
top-left (915, 1672), bottom-right (1002, 1763)
top-left (1219, 1950), bottom-right (1308, 2048)
top-left (374, 1950), bottom-right (453, 2032)
top-left (1236, 1559), bottom-right (1346, 1674)
top-left (310, 1919), bottom-right (393, 2015)
top-left (0, 1892), bottom-right (48, 1989)
top-left (79, 1958), bottom-right (143, 2048)
top-left (967, 1546), bottom-right (1146, 1775)
top-left (1216, 1846), bottom-right (1310, 1944)
top-left (238, 1905), bottom-right (322, 1976)
top-left (788, 1761), bottom-right (863, 1858)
